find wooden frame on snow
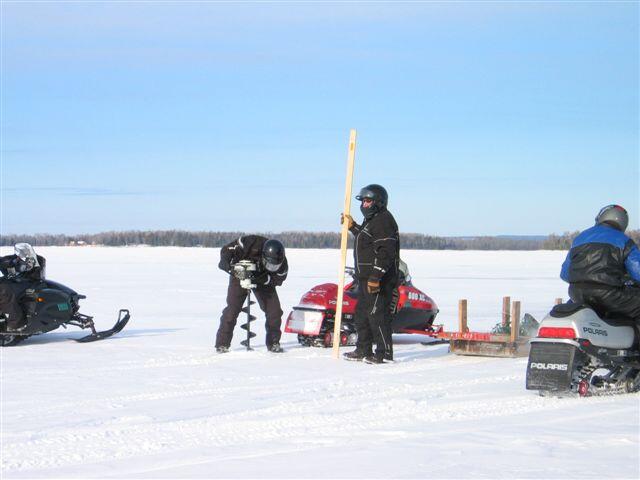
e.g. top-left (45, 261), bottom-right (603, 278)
top-left (443, 296), bottom-right (532, 358)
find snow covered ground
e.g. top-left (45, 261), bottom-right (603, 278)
top-left (1, 247), bottom-right (638, 479)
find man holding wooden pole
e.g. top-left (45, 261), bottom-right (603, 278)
top-left (342, 184), bottom-right (400, 364)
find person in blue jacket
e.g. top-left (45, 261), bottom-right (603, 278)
top-left (561, 205), bottom-right (640, 321)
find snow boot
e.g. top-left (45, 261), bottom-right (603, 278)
top-left (343, 350), bottom-right (369, 362)
top-left (216, 346), bottom-right (230, 354)
top-left (268, 343), bottom-right (284, 353)
top-left (363, 355), bottom-right (384, 365)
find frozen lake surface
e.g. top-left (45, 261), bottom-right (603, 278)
top-left (1, 247), bottom-right (638, 479)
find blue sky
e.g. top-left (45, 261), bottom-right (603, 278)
top-left (1, 1), bottom-right (638, 236)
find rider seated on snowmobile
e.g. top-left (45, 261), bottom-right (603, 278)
top-left (560, 205), bottom-right (640, 323)
top-left (0, 243), bottom-right (46, 331)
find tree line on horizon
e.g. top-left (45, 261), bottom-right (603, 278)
top-left (3, 229), bottom-right (638, 250)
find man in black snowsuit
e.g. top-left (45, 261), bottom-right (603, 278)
top-left (342, 184), bottom-right (400, 364)
top-left (215, 235), bottom-right (288, 353)
top-left (0, 243), bottom-right (46, 331)
top-left (560, 205), bottom-right (640, 321)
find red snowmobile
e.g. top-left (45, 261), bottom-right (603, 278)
top-left (285, 262), bottom-right (440, 347)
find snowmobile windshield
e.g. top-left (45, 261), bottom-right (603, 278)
top-left (399, 259), bottom-right (410, 281)
top-left (14, 243), bottom-right (39, 270)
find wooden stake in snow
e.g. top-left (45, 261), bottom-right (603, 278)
top-left (510, 301), bottom-right (521, 343)
top-left (332, 129), bottom-right (357, 359)
top-left (458, 299), bottom-right (468, 334)
top-left (502, 296), bottom-right (511, 327)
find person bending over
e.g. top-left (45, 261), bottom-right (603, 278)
top-left (215, 235), bottom-right (288, 353)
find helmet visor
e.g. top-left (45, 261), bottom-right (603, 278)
top-left (355, 194), bottom-right (374, 201)
top-left (263, 257), bottom-right (282, 272)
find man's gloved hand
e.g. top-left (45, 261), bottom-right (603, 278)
top-left (367, 278), bottom-right (381, 294)
top-left (340, 213), bottom-right (354, 229)
top-left (240, 278), bottom-right (254, 289)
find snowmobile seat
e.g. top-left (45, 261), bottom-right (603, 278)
top-left (552, 302), bottom-right (637, 326)
top-left (550, 302), bottom-right (589, 318)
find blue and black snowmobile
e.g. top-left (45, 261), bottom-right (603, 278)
top-left (0, 243), bottom-right (130, 346)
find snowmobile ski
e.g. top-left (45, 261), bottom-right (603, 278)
top-left (75, 309), bottom-right (130, 343)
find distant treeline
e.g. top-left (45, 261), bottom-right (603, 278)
top-left (542, 230), bottom-right (640, 250)
top-left (2, 230), bottom-right (638, 250)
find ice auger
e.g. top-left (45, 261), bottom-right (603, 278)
top-left (231, 260), bottom-right (259, 351)
top-left (240, 291), bottom-right (256, 350)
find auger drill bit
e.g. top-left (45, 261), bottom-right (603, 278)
top-left (240, 290), bottom-right (256, 350)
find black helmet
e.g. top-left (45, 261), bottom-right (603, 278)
top-left (356, 184), bottom-right (388, 219)
top-left (356, 184), bottom-right (388, 207)
top-left (262, 239), bottom-right (285, 272)
top-left (595, 204), bottom-right (629, 232)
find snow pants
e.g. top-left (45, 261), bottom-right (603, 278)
top-left (569, 284), bottom-right (640, 322)
top-left (354, 277), bottom-right (397, 360)
top-left (215, 277), bottom-right (283, 348)
top-left (0, 281), bottom-right (30, 329)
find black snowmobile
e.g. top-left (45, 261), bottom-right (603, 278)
top-left (0, 244), bottom-right (130, 346)
top-left (526, 301), bottom-right (640, 396)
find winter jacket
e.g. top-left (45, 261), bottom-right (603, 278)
top-left (218, 235), bottom-right (288, 288)
top-left (560, 224), bottom-right (640, 287)
top-left (349, 208), bottom-right (400, 282)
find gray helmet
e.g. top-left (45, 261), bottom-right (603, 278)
top-left (595, 204), bottom-right (629, 232)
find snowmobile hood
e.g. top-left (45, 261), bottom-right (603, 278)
top-left (295, 283), bottom-right (357, 314)
top-left (397, 287), bottom-right (437, 312)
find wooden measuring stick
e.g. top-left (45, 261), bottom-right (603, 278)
top-left (332, 129), bottom-right (357, 359)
